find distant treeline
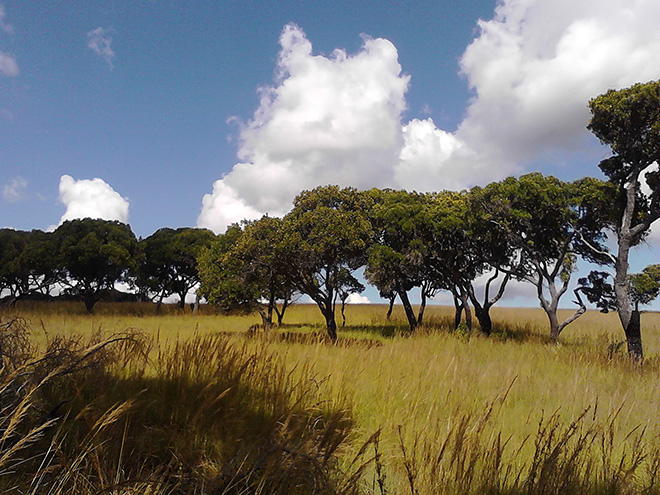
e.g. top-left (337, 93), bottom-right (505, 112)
top-left (2, 80), bottom-right (659, 360)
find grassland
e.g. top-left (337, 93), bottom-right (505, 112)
top-left (2, 301), bottom-right (660, 494)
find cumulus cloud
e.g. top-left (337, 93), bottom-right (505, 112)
top-left (3, 176), bottom-right (27, 202)
top-left (198, 23), bottom-right (409, 233)
top-left (86, 27), bottom-right (115, 69)
top-left (346, 293), bottom-right (371, 304)
top-left (200, 3), bottom-right (660, 233)
top-left (57, 175), bottom-right (129, 225)
top-left (455, 0), bottom-right (660, 169)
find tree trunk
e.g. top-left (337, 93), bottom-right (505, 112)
top-left (474, 304), bottom-right (492, 336)
top-left (84, 295), bottom-right (96, 314)
top-left (417, 288), bottom-right (427, 327)
top-left (547, 309), bottom-right (561, 342)
top-left (341, 299), bottom-right (347, 327)
top-left (452, 292), bottom-right (464, 329)
top-left (178, 292), bottom-right (186, 310)
top-left (258, 306), bottom-right (273, 330)
top-left (614, 176), bottom-right (643, 361)
top-left (386, 294), bottom-right (395, 320)
top-left (625, 309), bottom-right (643, 362)
top-left (324, 309), bottom-right (338, 341)
top-left (464, 302), bottom-right (473, 331)
top-left (397, 289), bottom-right (417, 332)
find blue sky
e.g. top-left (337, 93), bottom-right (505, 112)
top-left (1, 0), bottom-right (660, 306)
top-left (0, 0), bottom-right (496, 234)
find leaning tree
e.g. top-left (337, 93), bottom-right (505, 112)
top-left (586, 80), bottom-right (660, 361)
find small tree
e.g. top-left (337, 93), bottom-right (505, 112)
top-left (137, 227), bottom-right (215, 311)
top-left (0, 229), bottom-right (57, 305)
top-left (284, 186), bottom-right (373, 341)
top-left (54, 219), bottom-right (139, 313)
top-left (199, 218), bottom-right (298, 328)
top-left (586, 80), bottom-right (660, 361)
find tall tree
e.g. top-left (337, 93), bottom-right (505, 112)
top-left (54, 219), bottom-right (140, 313)
top-left (284, 186), bottom-right (373, 341)
top-left (137, 227), bottom-right (215, 311)
top-left (587, 80), bottom-right (660, 361)
top-left (198, 218), bottom-right (298, 327)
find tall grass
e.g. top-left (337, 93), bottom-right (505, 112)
top-left (2, 302), bottom-right (660, 493)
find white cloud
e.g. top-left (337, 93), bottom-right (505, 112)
top-left (57, 175), bottom-right (129, 225)
top-left (201, 3), bottom-right (660, 233)
top-left (86, 27), bottom-right (115, 69)
top-left (198, 23), bottom-right (410, 233)
top-left (346, 293), bottom-right (371, 304)
top-left (456, 0), bottom-right (660, 169)
top-left (3, 176), bottom-right (27, 202)
top-left (0, 51), bottom-right (18, 77)
top-left (0, 4), bottom-right (13, 35)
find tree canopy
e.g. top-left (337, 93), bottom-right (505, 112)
top-left (587, 79), bottom-right (660, 361)
top-left (53, 219), bottom-right (140, 313)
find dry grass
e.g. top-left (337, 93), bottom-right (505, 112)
top-left (2, 301), bottom-right (660, 494)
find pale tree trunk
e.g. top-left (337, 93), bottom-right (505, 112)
top-left (615, 175), bottom-right (644, 362)
top-left (530, 260), bottom-right (586, 342)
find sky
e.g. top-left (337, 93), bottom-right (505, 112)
top-left (1, 0), bottom-right (660, 306)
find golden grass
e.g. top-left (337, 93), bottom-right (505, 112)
top-left (3, 301), bottom-right (660, 493)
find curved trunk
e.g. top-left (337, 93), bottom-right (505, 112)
top-left (386, 294), bottom-right (395, 320)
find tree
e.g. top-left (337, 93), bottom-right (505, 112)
top-left (629, 264), bottom-right (660, 311)
top-left (425, 190), bottom-right (510, 335)
top-left (284, 186), bottom-right (373, 341)
top-left (586, 80), bottom-right (660, 361)
top-left (365, 190), bottom-right (441, 332)
top-left (0, 229), bottom-right (57, 305)
top-left (471, 174), bottom-right (614, 341)
top-left (137, 227), bottom-right (215, 311)
top-left (54, 219), bottom-right (140, 313)
top-left (198, 218), bottom-right (298, 328)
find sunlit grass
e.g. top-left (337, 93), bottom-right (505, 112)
top-left (4, 301), bottom-right (660, 493)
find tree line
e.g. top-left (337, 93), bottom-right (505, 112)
top-left (1, 81), bottom-right (659, 360)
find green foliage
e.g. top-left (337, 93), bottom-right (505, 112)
top-left (198, 217), bottom-right (298, 325)
top-left (629, 264), bottom-right (660, 309)
top-left (588, 80), bottom-right (660, 182)
top-left (137, 227), bottom-right (215, 309)
top-left (54, 219), bottom-right (140, 313)
top-left (284, 186), bottom-right (374, 339)
top-left (0, 229), bottom-right (57, 304)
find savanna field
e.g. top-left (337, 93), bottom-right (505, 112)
top-left (2, 302), bottom-right (660, 494)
